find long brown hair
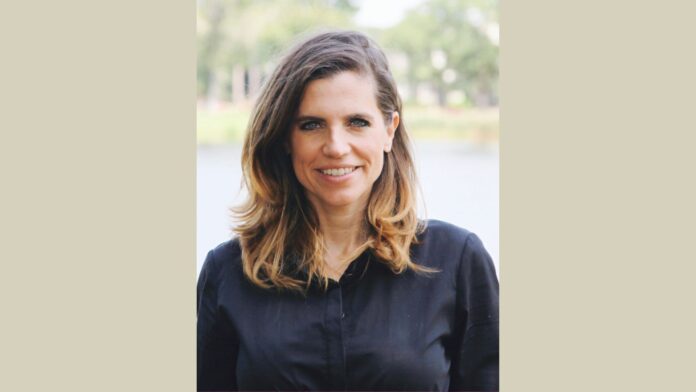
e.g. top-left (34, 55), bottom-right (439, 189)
top-left (233, 30), bottom-right (433, 291)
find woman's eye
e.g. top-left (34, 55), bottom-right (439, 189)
top-left (299, 121), bottom-right (322, 131)
top-left (349, 118), bottom-right (369, 127)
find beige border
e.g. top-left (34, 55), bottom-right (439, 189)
top-left (2, 2), bottom-right (196, 390)
top-left (501, 1), bottom-right (696, 390)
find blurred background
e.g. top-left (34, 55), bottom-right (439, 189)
top-left (197, 0), bottom-right (499, 275)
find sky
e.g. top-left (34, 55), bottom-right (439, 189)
top-left (354, 0), bottom-right (499, 45)
top-left (353, 0), bottom-right (426, 28)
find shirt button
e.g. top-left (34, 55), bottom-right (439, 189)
top-left (341, 312), bottom-right (346, 319)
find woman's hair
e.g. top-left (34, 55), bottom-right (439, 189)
top-left (233, 30), bottom-right (433, 291)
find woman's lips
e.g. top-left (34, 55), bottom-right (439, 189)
top-left (315, 166), bottom-right (359, 182)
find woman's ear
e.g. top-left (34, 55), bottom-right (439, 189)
top-left (384, 111), bottom-right (399, 152)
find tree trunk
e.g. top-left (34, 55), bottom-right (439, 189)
top-left (247, 65), bottom-right (262, 102)
top-left (206, 69), bottom-right (223, 109)
top-left (231, 64), bottom-right (245, 105)
top-left (437, 85), bottom-right (447, 107)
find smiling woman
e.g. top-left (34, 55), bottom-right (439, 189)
top-left (290, 72), bottom-right (397, 211)
top-left (197, 30), bottom-right (499, 391)
top-left (290, 72), bottom-right (400, 277)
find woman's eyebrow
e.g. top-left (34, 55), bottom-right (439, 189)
top-left (346, 112), bottom-right (375, 121)
top-left (296, 113), bottom-right (375, 122)
top-left (295, 115), bottom-right (324, 123)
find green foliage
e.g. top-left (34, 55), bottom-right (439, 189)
top-left (197, 0), bottom-right (357, 95)
top-left (196, 0), bottom-right (499, 107)
top-left (252, 1), bottom-right (355, 64)
top-left (382, 0), bottom-right (499, 106)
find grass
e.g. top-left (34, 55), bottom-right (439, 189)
top-left (196, 103), bottom-right (498, 145)
top-left (402, 105), bottom-right (499, 142)
top-left (196, 104), bottom-right (251, 144)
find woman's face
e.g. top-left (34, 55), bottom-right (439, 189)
top-left (289, 71), bottom-right (399, 215)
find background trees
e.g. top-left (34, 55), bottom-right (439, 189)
top-left (197, 0), bottom-right (356, 105)
top-left (382, 0), bottom-right (498, 107)
top-left (197, 0), bottom-right (498, 108)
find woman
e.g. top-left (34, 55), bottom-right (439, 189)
top-left (197, 30), bottom-right (499, 391)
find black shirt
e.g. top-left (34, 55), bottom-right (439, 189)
top-left (197, 219), bottom-right (499, 391)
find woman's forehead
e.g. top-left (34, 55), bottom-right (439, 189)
top-left (297, 71), bottom-right (379, 116)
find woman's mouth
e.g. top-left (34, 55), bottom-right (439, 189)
top-left (319, 166), bottom-right (357, 177)
top-left (315, 166), bottom-right (360, 182)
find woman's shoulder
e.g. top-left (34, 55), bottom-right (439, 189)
top-left (415, 219), bottom-right (493, 271)
top-left (420, 219), bottom-right (471, 237)
top-left (208, 236), bottom-right (242, 260)
top-left (418, 219), bottom-right (478, 248)
top-left (200, 237), bottom-right (243, 281)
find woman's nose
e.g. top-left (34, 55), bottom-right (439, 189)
top-left (322, 127), bottom-right (351, 158)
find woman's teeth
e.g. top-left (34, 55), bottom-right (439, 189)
top-left (320, 167), bottom-right (356, 176)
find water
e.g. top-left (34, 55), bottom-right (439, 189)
top-left (197, 141), bottom-right (499, 276)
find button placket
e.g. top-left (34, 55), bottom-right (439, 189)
top-left (325, 282), bottom-right (347, 389)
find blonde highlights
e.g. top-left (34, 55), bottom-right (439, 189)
top-left (233, 31), bottom-right (434, 292)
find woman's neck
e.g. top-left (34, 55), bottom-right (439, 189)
top-left (312, 202), bottom-right (368, 280)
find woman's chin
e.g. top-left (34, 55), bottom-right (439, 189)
top-left (315, 193), bottom-right (367, 211)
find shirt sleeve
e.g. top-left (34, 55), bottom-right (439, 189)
top-left (197, 249), bottom-right (238, 391)
top-left (449, 233), bottom-right (499, 391)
